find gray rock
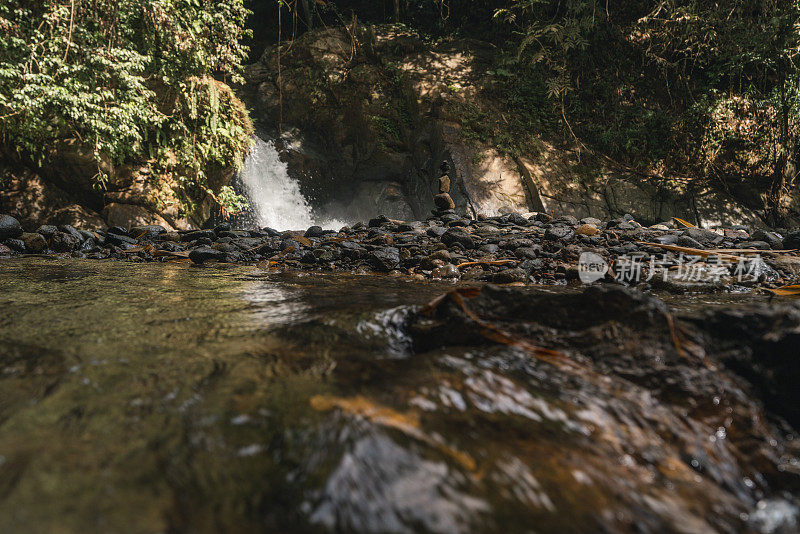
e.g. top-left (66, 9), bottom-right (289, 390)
top-left (131, 225), bottom-right (168, 239)
top-left (36, 225), bottom-right (59, 238)
top-left (503, 238), bottom-right (535, 250)
top-left (750, 229), bottom-right (782, 249)
top-left (305, 225), bottom-right (325, 238)
top-left (676, 236), bottom-right (704, 249)
top-left (654, 234), bottom-right (679, 245)
top-left (418, 256), bottom-right (445, 270)
top-left (515, 247), bottom-right (539, 260)
top-left (107, 226), bottom-right (130, 236)
top-left (58, 225), bottom-right (84, 243)
top-left (80, 238), bottom-right (98, 252)
top-left (300, 250), bottom-right (317, 264)
top-left (218, 231), bottom-right (251, 240)
top-left (434, 193), bottom-right (456, 210)
top-left (519, 258), bottom-right (544, 273)
top-left (505, 213), bottom-right (529, 226)
top-left (783, 230), bottom-right (800, 250)
top-left (50, 231), bottom-right (80, 252)
top-left (368, 215), bottom-right (392, 228)
top-left (555, 215), bottom-right (578, 225)
top-left (212, 243), bottom-right (238, 253)
top-left (281, 239), bottom-right (303, 250)
top-left (313, 248), bottom-right (336, 262)
top-left (4, 238), bottom-right (25, 252)
top-left (180, 230), bottom-right (216, 242)
top-left (21, 233), bottom-right (47, 252)
top-left (189, 246), bottom-right (225, 264)
top-left (105, 232), bottom-right (137, 246)
top-left (492, 267), bottom-right (528, 283)
top-left (580, 217), bottom-right (603, 226)
top-left (339, 241), bottom-right (365, 260)
top-left (544, 226), bottom-right (574, 241)
top-left (432, 264), bottom-right (460, 279)
top-left (368, 247), bottom-right (400, 271)
top-left (441, 228), bottom-right (475, 249)
top-left (0, 215), bottom-right (23, 240)
top-left (683, 227), bottom-right (722, 245)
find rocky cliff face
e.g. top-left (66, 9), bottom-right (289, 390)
top-left (241, 25), bottom-right (767, 228)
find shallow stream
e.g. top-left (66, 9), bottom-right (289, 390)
top-left (0, 258), bottom-right (797, 533)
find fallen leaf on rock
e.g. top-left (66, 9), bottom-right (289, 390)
top-left (713, 248), bottom-right (798, 256)
top-left (765, 284), bottom-right (800, 297)
top-left (294, 236), bottom-right (313, 247)
top-left (310, 395), bottom-right (476, 471)
top-left (672, 217), bottom-right (696, 228)
top-left (456, 259), bottom-right (517, 270)
top-left (421, 287), bottom-right (576, 369)
top-left (637, 241), bottom-right (748, 262)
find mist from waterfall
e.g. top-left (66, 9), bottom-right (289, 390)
top-left (237, 137), bottom-right (344, 231)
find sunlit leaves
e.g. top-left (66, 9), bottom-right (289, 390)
top-left (0, 0), bottom-right (253, 199)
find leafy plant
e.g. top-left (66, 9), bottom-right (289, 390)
top-left (0, 0), bottom-right (254, 212)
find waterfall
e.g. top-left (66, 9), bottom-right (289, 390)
top-left (238, 137), bottom-right (339, 231)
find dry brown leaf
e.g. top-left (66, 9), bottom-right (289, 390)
top-left (422, 287), bottom-right (576, 369)
top-left (637, 241), bottom-right (748, 262)
top-left (310, 395), bottom-right (476, 471)
top-left (455, 259), bottom-right (517, 269)
top-left (672, 217), bottom-right (696, 228)
top-left (713, 248), bottom-right (798, 256)
top-left (765, 284), bottom-right (800, 296)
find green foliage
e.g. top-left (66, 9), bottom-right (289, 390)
top-left (0, 0), bottom-right (253, 192)
top-left (216, 185), bottom-right (250, 214)
top-left (492, 0), bottom-right (800, 222)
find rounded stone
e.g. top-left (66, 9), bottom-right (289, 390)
top-left (0, 214), bottom-right (23, 240)
top-left (434, 193), bottom-right (455, 210)
top-left (438, 175), bottom-right (451, 194)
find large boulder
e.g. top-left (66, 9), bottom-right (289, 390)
top-left (101, 203), bottom-right (175, 232)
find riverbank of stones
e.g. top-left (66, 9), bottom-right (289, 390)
top-left (2, 211), bottom-right (800, 292)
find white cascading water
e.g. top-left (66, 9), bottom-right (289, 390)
top-left (238, 137), bottom-right (332, 231)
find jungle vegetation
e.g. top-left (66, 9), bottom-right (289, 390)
top-left (2, 0), bottom-right (798, 224)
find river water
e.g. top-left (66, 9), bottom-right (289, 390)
top-left (0, 257), bottom-right (798, 533)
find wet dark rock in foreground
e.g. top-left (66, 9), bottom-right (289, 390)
top-left (2, 259), bottom-right (800, 532)
top-left (406, 284), bottom-right (800, 533)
